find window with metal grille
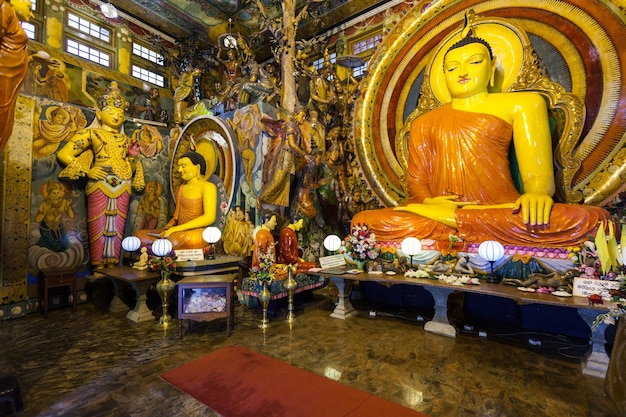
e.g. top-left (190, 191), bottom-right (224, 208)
top-left (66, 38), bottom-right (111, 67)
top-left (67, 12), bottom-right (111, 43)
top-left (132, 43), bottom-right (164, 66)
top-left (131, 65), bottom-right (164, 87)
top-left (352, 34), bottom-right (382, 55)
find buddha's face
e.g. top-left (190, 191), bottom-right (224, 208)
top-left (177, 157), bottom-right (200, 182)
top-left (443, 42), bottom-right (494, 99)
top-left (266, 215), bottom-right (277, 230)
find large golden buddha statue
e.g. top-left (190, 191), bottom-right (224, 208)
top-left (353, 13), bottom-right (608, 248)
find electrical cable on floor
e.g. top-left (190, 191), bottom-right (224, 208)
top-left (371, 311), bottom-right (426, 322)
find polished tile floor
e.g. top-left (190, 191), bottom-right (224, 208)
top-left (0, 286), bottom-right (621, 417)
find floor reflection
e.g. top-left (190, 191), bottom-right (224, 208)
top-left (0, 287), bottom-right (620, 417)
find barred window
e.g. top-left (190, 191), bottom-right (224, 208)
top-left (66, 38), bottom-right (111, 67)
top-left (67, 12), bottom-right (111, 43)
top-left (132, 43), bottom-right (163, 66)
top-left (132, 65), bottom-right (164, 87)
top-left (352, 34), bottom-right (382, 55)
top-left (20, 21), bottom-right (36, 39)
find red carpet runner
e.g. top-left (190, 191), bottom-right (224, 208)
top-left (160, 345), bottom-right (430, 417)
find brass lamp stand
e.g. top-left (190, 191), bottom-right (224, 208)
top-left (285, 264), bottom-right (298, 323)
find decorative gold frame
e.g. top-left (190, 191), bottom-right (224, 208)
top-left (171, 115), bottom-right (240, 211)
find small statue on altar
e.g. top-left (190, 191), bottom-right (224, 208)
top-left (132, 247), bottom-right (149, 270)
top-left (252, 213), bottom-right (277, 268)
top-left (503, 269), bottom-right (579, 293)
top-left (277, 215), bottom-right (317, 273)
top-left (453, 256), bottom-right (475, 275)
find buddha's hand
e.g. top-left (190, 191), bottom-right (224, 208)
top-left (513, 192), bottom-right (553, 226)
top-left (394, 198), bottom-right (462, 228)
top-left (87, 166), bottom-right (108, 180)
top-left (423, 195), bottom-right (478, 208)
top-left (162, 227), bottom-right (178, 238)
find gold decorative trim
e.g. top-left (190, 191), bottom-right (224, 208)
top-left (1, 96), bottom-right (34, 305)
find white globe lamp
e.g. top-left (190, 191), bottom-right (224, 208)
top-left (478, 240), bottom-right (505, 283)
top-left (401, 237), bottom-right (422, 268)
top-left (323, 234), bottom-right (342, 254)
top-left (202, 226), bottom-right (222, 259)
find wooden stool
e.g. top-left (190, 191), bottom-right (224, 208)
top-left (38, 267), bottom-right (77, 318)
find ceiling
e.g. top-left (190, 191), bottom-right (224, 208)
top-left (105, 0), bottom-right (387, 62)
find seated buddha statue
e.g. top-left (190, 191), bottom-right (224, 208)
top-left (352, 29), bottom-right (608, 248)
top-left (136, 151), bottom-right (217, 250)
top-left (277, 216), bottom-right (318, 273)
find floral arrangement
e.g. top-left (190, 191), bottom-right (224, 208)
top-left (147, 254), bottom-right (178, 275)
top-left (249, 247), bottom-right (275, 284)
top-left (344, 223), bottom-right (379, 261)
top-left (568, 240), bottom-right (602, 279)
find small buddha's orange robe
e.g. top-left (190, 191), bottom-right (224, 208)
top-left (252, 227), bottom-right (275, 267)
top-left (353, 104), bottom-right (608, 247)
top-left (137, 191), bottom-right (208, 250)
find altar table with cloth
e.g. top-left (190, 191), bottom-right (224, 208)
top-left (238, 273), bottom-right (325, 309)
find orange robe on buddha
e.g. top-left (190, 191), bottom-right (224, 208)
top-left (352, 105), bottom-right (608, 247)
top-left (137, 191), bottom-right (207, 250)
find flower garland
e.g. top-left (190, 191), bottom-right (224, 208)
top-left (344, 223), bottom-right (379, 261)
top-left (147, 254), bottom-right (178, 275)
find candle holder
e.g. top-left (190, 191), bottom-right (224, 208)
top-left (258, 280), bottom-right (271, 329)
top-left (152, 238), bottom-right (175, 328)
top-left (285, 264), bottom-right (298, 323)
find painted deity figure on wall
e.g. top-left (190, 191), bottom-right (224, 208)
top-left (222, 206), bottom-right (254, 257)
top-left (32, 104), bottom-right (87, 158)
top-left (35, 180), bottom-right (75, 252)
top-left (131, 125), bottom-right (163, 158)
top-left (34, 58), bottom-right (70, 102)
top-left (57, 81), bottom-right (145, 269)
top-left (132, 180), bottom-right (167, 233)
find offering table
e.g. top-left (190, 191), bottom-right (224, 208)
top-left (315, 271), bottom-right (618, 379)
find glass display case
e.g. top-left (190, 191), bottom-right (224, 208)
top-left (177, 273), bottom-right (236, 338)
